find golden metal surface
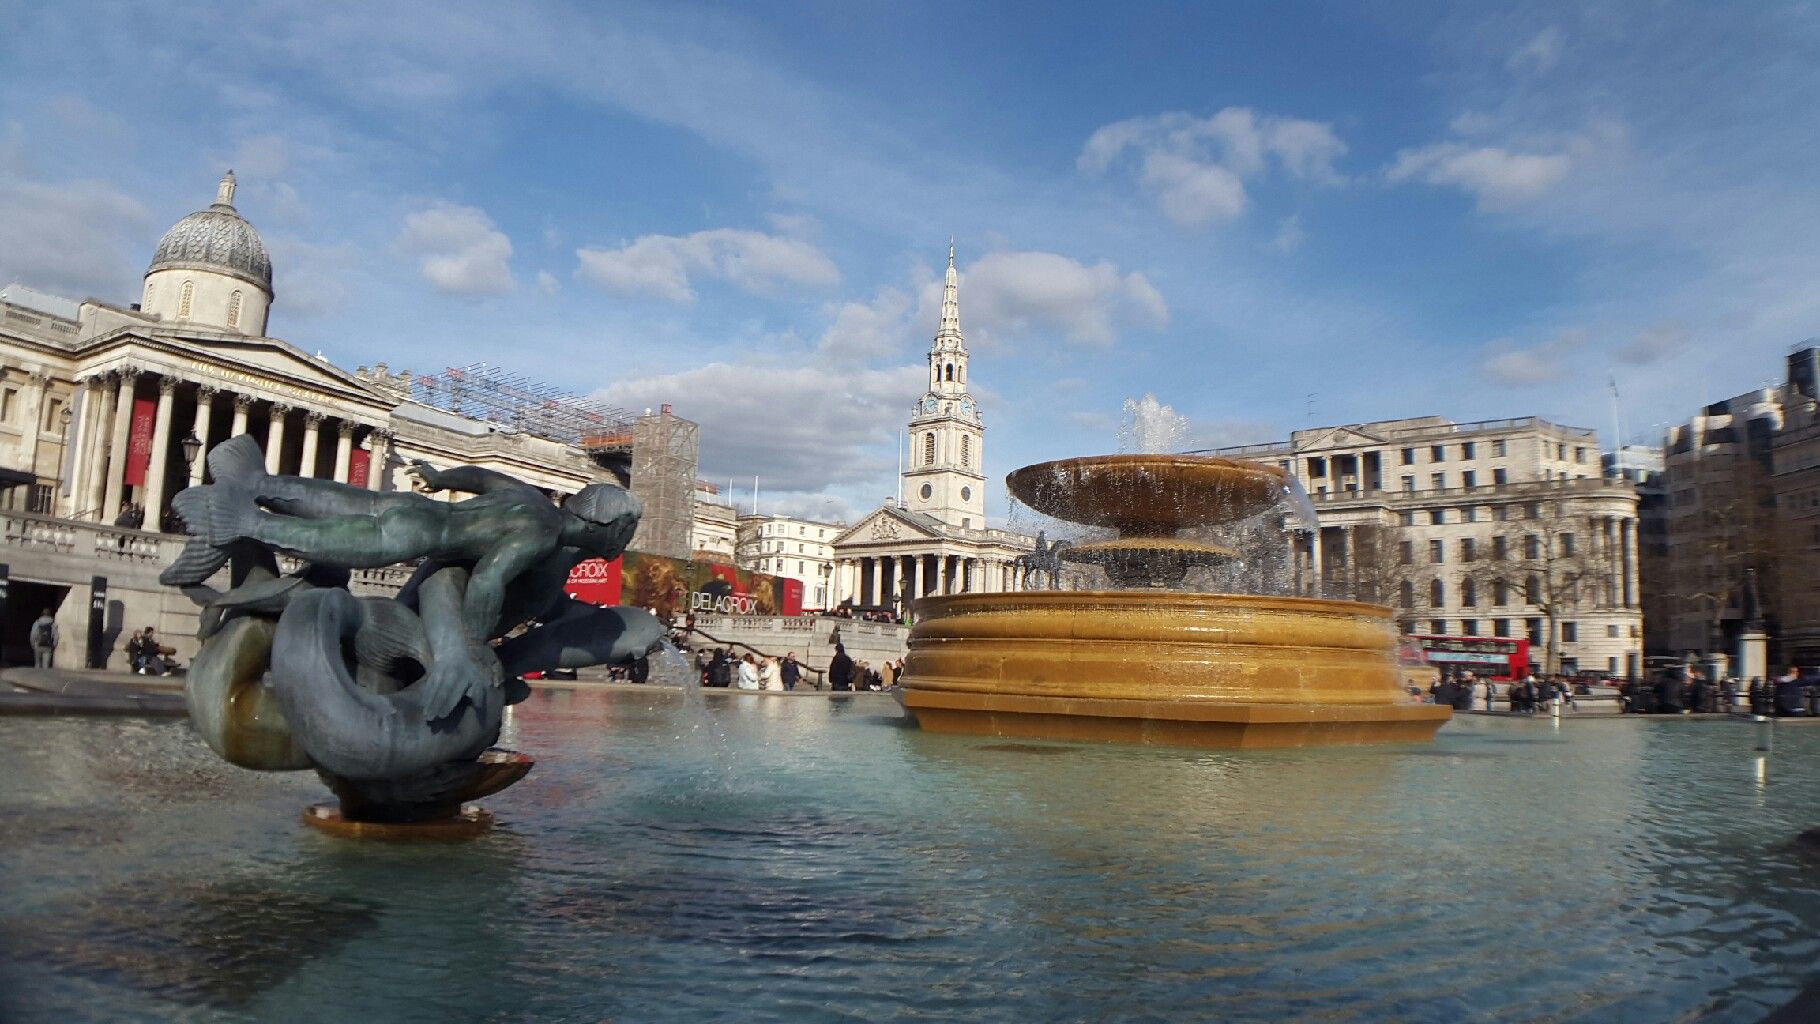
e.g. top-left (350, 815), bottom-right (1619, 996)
top-left (1005, 454), bottom-right (1288, 533)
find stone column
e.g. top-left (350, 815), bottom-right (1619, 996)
top-left (65, 375), bottom-right (103, 516)
top-left (366, 430), bottom-right (389, 490)
top-left (900, 555), bottom-right (915, 608)
top-left (230, 393), bottom-right (252, 437)
top-left (1621, 518), bottom-right (1638, 609)
top-left (298, 411), bottom-right (324, 478)
top-left (189, 386), bottom-right (218, 487)
top-left (101, 368), bottom-right (140, 519)
top-left (1343, 525), bottom-right (1358, 600)
top-left (1310, 528), bottom-right (1325, 596)
top-left (142, 376), bottom-right (178, 529)
top-left (20, 371), bottom-right (50, 489)
top-left (81, 374), bottom-right (115, 520)
top-left (938, 555), bottom-right (950, 595)
top-left (264, 402), bottom-right (290, 474)
top-left (333, 421), bottom-right (355, 482)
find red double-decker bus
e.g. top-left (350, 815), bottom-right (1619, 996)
top-left (1406, 634), bottom-right (1531, 682)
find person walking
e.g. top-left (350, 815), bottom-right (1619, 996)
top-left (780, 653), bottom-right (802, 691)
top-left (29, 608), bottom-right (58, 668)
top-left (828, 644), bottom-right (854, 691)
top-left (1483, 677), bottom-right (1497, 712)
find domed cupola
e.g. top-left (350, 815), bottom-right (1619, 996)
top-left (141, 171), bottom-right (274, 335)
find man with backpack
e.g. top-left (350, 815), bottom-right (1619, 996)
top-left (30, 609), bottom-right (57, 668)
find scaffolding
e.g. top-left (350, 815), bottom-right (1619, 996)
top-left (405, 363), bottom-right (632, 447)
top-left (629, 406), bottom-right (699, 560)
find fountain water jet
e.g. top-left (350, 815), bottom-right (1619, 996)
top-left (901, 452), bottom-right (1450, 748)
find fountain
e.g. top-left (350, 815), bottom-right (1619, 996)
top-left (900, 449), bottom-right (1451, 748)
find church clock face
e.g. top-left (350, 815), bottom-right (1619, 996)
top-left (961, 398), bottom-right (975, 416)
top-left (920, 483), bottom-right (933, 499)
top-left (960, 486), bottom-right (972, 501)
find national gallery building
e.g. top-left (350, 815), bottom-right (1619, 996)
top-left (0, 172), bottom-right (621, 665)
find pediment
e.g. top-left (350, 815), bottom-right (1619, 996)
top-left (832, 506), bottom-right (942, 547)
top-left (1301, 425), bottom-right (1386, 450)
top-left (91, 329), bottom-right (391, 411)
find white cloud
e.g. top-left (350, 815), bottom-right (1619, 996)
top-left (1268, 214), bottom-right (1305, 254)
top-left (394, 202), bottom-right (514, 294)
top-left (595, 361), bottom-right (925, 494)
top-left (575, 228), bottom-right (838, 302)
top-left (1613, 322), bottom-right (1686, 366)
top-left (817, 286), bottom-right (914, 363)
top-left (1079, 108), bottom-right (1346, 226)
top-left (1479, 329), bottom-right (1588, 385)
top-left (535, 269), bottom-right (560, 295)
top-left (963, 251), bottom-right (1168, 346)
top-left (0, 174), bottom-right (150, 299)
top-left (1508, 27), bottom-right (1565, 75)
top-left (1385, 143), bottom-right (1573, 210)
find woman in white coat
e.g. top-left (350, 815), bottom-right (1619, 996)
top-left (736, 653), bottom-right (761, 690)
top-left (758, 656), bottom-right (783, 691)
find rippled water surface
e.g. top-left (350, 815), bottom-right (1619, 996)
top-left (4, 692), bottom-right (1820, 1023)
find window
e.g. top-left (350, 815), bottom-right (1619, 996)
top-left (1463, 506), bottom-right (1479, 523)
top-left (1561, 622), bottom-right (1578, 643)
top-left (1494, 618), bottom-right (1511, 637)
top-left (1402, 475), bottom-right (1415, 492)
top-left (1431, 619), bottom-right (1447, 634)
top-left (1401, 447), bottom-right (1416, 465)
top-left (1492, 440), bottom-right (1507, 457)
top-left (960, 435), bottom-right (971, 468)
top-left (1399, 580), bottom-right (1414, 608)
top-left (944, 363), bottom-right (954, 382)
top-left (1462, 470), bottom-right (1477, 489)
top-left (1526, 574), bottom-right (1541, 603)
top-left (178, 280), bottom-right (194, 319)
top-left (0, 387), bottom-right (13, 421)
top-left (1461, 442), bottom-right (1476, 459)
top-left (1430, 578), bottom-right (1446, 606)
top-left (1399, 510), bottom-right (1416, 526)
top-left (1431, 445), bottom-right (1446, 462)
top-left (1574, 447), bottom-right (1586, 464)
top-left (1527, 618), bottom-right (1543, 644)
top-left (1461, 577), bottom-right (1477, 607)
top-left (1462, 618), bottom-right (1479, 636)
top-left (1398, 540), bottom-right (1413, 565)
top-left (1493, 467), bottom-right (1508, 486)
top-left (227, 290), bottom-right (242, 328)
top-left (1494, 578), bottom-right (1509, 605)
top-left (924, 432), bottom-right (936, 464)
top-left (1430, 539), bottom-right (1445, 563)
top-left (42, 398), bottom-right (62, 432)
top-left (1431, 472), bottom-right (1445, 489)
top-left (1557, 443), bottom-right (1567, 460)
top-left (1524, 535), bottom-right (1540, 559)
top-left (1460, 538), bottom-right (1475, 561)
top-left (1429, 509), bottom-right (1445, 525)
top-left (1308, 457), bottom-right (1327, 478)
top-left (1560, 533), bottom-right (1576, 556)
top-left (1607, 624), bottom-right (1620, 638)
top-left (1493, 535), bottom-right (1508, 560)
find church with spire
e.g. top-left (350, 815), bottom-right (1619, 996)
top-left (830, 243), bottom-right (1035, 613)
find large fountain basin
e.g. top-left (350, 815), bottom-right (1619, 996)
top-left (901, 592), bottom-right (1450, 748)
top-left (1004, 454), bottom-right (1288, 534)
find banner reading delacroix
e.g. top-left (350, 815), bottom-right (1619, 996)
top-left (565, 551), bottom-right (800, 618)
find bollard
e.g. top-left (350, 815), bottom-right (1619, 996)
top-left (1552, 696), bottom-right (1562, 719)
top-left (1754, 714), bottom-right (1774, 753)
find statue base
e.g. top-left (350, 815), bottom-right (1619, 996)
top-left (303, 802), bottom-right (495, 839)
top-left (302, 748), bottom-right (534, 839)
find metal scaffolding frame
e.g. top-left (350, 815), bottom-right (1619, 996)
top-left (629, 408), bottom-right (698, 561)
top-left (406, 363), bottom-right (632, 446)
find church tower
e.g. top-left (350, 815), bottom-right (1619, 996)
top-left (904, 242), bottom-right (985, 529)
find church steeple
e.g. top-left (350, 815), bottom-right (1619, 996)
top-left (906, 240), bottom-right (984, 529)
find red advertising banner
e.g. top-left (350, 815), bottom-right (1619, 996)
top-left (123, 398), bottom-right (156, 487)
top-left (565, 557), bottom-right (622, 607)
top-left (348, 449), bottom-right (370, 488)
top-left (780, 578), bottom-right (804, 616)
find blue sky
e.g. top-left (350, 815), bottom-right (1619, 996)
top-left (4, 1), bottom-right (1820, 522)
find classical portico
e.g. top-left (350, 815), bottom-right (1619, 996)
top-left (831, 505), bottom-right (1029, 613)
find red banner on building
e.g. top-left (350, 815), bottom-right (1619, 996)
top-left (348, 449), bottom-right (370, 488)
top-left (565, 557), bottom-right (622, 607)
top-left (123, 398), bottom-right (156, 487)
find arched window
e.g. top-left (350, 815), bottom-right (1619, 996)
top-left (923, 432), bottom-right (936, 465)
top-left (1398, 580), bottom-right (1414, 609)
top-left (1494, 578), bottom-right (1509, 606)
top-left (944, 363), bottom-right (954, 382)
top-left (177, 280), bottom-right (194, 320)
top-left (960, 435), bottom-right (970, 468)
top-left (1430, 578), bottom-right (1445, 608)
top-left (1460, 577), bottom-right (1477, 607)
top-left (227, 290), bottom-right (243, 328)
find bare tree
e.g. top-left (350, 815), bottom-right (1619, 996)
top-left (1468, 510), bottom-right (1617, 675)
top-left (1346, 521), bottom-right (1424, 630)
top-left (1668, 455), bottom-right (1783, 654)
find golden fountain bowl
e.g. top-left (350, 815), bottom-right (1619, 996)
top-left (1061, 537), bottom-right (1238, 587)
top-left (901, 591), bottom-right (1451, 748)
top-left (1006, 454), bottom-right (1289, 534)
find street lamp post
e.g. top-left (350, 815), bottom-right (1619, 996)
top-left (53, 404), bottom-right (73, 516)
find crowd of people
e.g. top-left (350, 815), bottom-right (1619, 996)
top-left (1621, 664), bottom-right (1820, 716)
top-left (1424, 670), bottom-right (1577, 713)
top-left (696, 648), bottom-right (807, 690)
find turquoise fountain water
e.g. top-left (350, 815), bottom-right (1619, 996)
top-left (3, 692), bottom-right (1818, 1022)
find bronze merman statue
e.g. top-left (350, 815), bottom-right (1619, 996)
top-left (161, 434), bottom-right (664, 833)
